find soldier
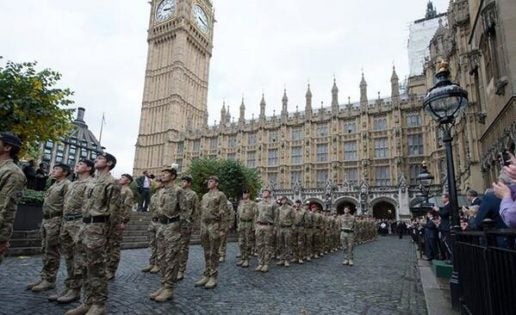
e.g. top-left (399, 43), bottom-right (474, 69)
top-left (27, 163), bottom-right (71, 292)
top-left (311, 204), bottom-right (323, 258)
top-left (141, 179), bottom-right (162, 273)
top-left (106, 173), bottom-right (134, 280)
top-left (339, 206), bottom-right (356, 266)
top-left (218, 199), bottom-right (235, 263)
top-left (292, 200), bottom-right (306, 264)
top-left (254, 189), bottom-right (276, 272)
top-left (194, 176), bottom-right (228, 289)
top-left (0, 132), bottom-right (26, 264)
top-left (236, 189), bottom-right (257, 268)
top-left (303, 202), bottom-right (314, 261)
top-left (65, 152), bottom-right (121, 315)
top-left (177, 174), bottom-right (199, 281)
top-left (275, 196), bottom-right (295, 267)
top-left (47, 159), bottom-right (94, 303)
top-left (148, 167), bottom-right (185, 302)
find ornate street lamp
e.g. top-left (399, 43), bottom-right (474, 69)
top-left (423, 60), bottom-right (468, 310)
top-left (416, 161), bottom-right (434, 204)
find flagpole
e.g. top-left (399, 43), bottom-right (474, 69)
top-left (99, 112), bottom-right (105, 145)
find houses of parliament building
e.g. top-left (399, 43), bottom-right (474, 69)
top-left (133, 0), bottom-right (516, 219)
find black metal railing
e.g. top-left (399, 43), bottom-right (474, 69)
top-left (456, 229), bottom-right (516, 315)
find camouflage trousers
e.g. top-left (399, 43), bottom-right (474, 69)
top-left (60, 219), bottom-right (83, 290)
top-left (255, 224), bottom-right (273, 266)
top-left (200, 220), bottom-right (223, 277)
top-left (178, 225), bottom-right (192, 273)
top-left (237, 221), bottom-right (254, 261)
top-left (147, 220), bottom-right (159, 266)
top-left (304, 228), bottom-right (313, 258)
top-left (291, 227), bottom-right (305, 260)
top-left (157, 222), bottom-right (181, 288)
top-left (81, 222), bottom-right (109, 306)
top-left (277, 227), bottom-right (293, 262)
top-left (340, 231), bottom-right (354, 260)
top-left (218, 225), bottom-right (229, 259)
top-left (106, 223), bottom-right (124, 275)
top-left (312, 228), bottom-right (323, 255)
top-left (40, 217), bottom-right (62, 283)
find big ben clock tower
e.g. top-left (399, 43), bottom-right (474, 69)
top-left (134, 0), bottom-right (214, 174)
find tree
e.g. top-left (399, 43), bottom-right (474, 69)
top-left (0, 58), bottom-right (74, 158)
top-left (187, 158), bottom-right (262, 201)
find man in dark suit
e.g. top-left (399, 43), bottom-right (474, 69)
top-left (467, 190), bottom-right (482, 206)
top-left (424, 210), bottom-right (439, 261)
top-left (135, 171), bottom-right (151, 212)
top-left (437, 193), bottom-right (452, 260)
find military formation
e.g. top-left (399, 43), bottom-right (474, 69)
top-left (0, 130), bottom-right (378, 314)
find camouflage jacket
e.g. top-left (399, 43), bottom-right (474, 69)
top-left (293, 208), bottom-right (307, 226)
top-left (237, 200), bottom-right (257, 223)
top-left (339, 213), bottom-right (356, 231)
top-left (276, 204), bottom-right (295, 227)
top-left (63, 177), bottom-right (91, 216)
top-left (181, 188), bottom-right (199, 226)
top-left (43, 179), bottom-right (71, 216)
top-left (82, 173), bottom-right (121, 217)
top-left (224, 201), bottom-right (235, 229)
top-left (117, 185), bottom-right (134, 224)
top-left (200, 190), bottom-right (227, 223)
top-left (148, 189), bottom-right (160, 220)
top-left (304, 211), bottom-right (314, 228)
top-left (156, 183), bottom-right (185, 219)
top-left (313, 212), bottom-right (324, 228)
top-left (0, 159), bottom-right (26, 242)
top-left (255, 199), bottom-right (277, 225)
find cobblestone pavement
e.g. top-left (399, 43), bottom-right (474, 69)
top-left (0, 236), bottom-right (427, 315)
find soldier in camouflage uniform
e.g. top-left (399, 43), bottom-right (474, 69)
top-left (236, 189), bottom-right (257, 268)
top-left (0, 132), bottom-right (26, 264)
top-left (311, 204), bottom-right (324, 258)
top-left (47, 159), bottom-right (94, 304)
top-left (66, 153), bottom-right (121, 315)
top-left (292, 200), bottom-right (306, 264)
top-left (254, 189), bottom-right (276, 272)
top-left (177, 175), bottom-right (199, 281)
top-left (106, 174), bottom-right (134, 280)
top-left (142, 179), bottom-right (162, 273)
top-left (195, 176), bottom-right (228, 289)
top-left (339, 206), bottom-right (356, 266)
top-left (28, 163), bottom-right (71, 292)
top-left (303, 202), bottom-right (314, 261)
top-left (218, 199), bottom-right (235, 263)
top-left (148, 168), bottom-right (186, 302)
top-left (275, 196), bottom-right (295, 267)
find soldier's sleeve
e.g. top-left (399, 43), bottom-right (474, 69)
top-left (252, 202), bottom-right (258, 228)
top-left (107, 183), bottom-right (122, 222)
top-left (178, 189), bottom-right (190, 223)
top-left (122, 189), bottom-right (134, 223)
top-left (0, 172), bottom-right (26, 242)
top-left (218, 192), bottom-right (228, 223)
top-left (193, 193), bottom-right (200, 225)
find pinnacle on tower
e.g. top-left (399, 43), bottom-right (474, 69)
top-left (239, 97), bottom-right (245, 123)
top-left (305, 84), bottom-right (313, 113)
top-left (282, 88), bottom-right (288, 116)
top-left (391, 66), bottom-right (400, 98)
top-left (331, 78), bottom-right (339, 108)
top-left (259, 93), bottom-right (266, 120)
top-left (360, 72), bottom-right (368, 104)
top-left (220, 101), bottom-right (226, 125)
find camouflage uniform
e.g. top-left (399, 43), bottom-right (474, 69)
top-left (80, 173), bottom-right (121, 307)
top-left (40, 178), bottom-right (70, 283)
top-left (275, 204), bottom-right (295, 264)
top-left (178, 188), bottom-right (199, 274)
top-left (0, 159), bottom-right (26, 263)
top-left (199, 190), bottom-right (228, 279)
top-left (292, 206), bottom-right (306, 262)
top-left (255, 199), bottom-right (276, 268)
top-left (60, 177), bottom-right (91, 292)
top-left (237, 199), bottom-right (257, 263)
top-left (218, 200), bottom-right (235, 261)
top-left (106, 185), bottom-right (133, 276)
top-left (155, 183), bottom-right (185, 289)
top-left (339, 213), bottom-right (356, 262)
top-left (147, 191), bottom-right (160, 267)
top-left (313, 211), bottom-right (323, 256)
top-left (303, 210), bottom-right (314, 259)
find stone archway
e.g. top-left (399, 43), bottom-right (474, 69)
top-left (334, 197), bottom-right (359, 215)
top-left (370, 197), bottom-right (398, 220)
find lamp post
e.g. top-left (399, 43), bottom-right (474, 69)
top-left (416, 161), bottom-right (434, 204)
top-left (423, 60), bottom-right (468, 310)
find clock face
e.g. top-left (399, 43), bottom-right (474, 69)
top-left (155, 0), bottom-right (176, 22)
top-left (192, 4), bottom-right (209, 33)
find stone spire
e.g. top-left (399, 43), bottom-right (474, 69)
top-left (225, 105), bottom-right (231, 124)
top-left (305, 84), bottom-right (313, 115)
top-left (239, 97), bottom-right (245, 124)
top-left (220, 102), bottom-right (226, 126)
top-left (425, 1), bottom-right (437, 19)
top-left (391, 65), bottom-right (400, 99)
top-left (331, 78), bottom-right (339, 112)
top-left (360, 72), bottom-right (368, 105)
top-left (281, 88), bottom-right (288, 117)
top-left (259, 93), bottom-right (266, 121)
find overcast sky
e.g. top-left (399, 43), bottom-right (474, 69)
top-left (0, 0), bottom-right (449, 176)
